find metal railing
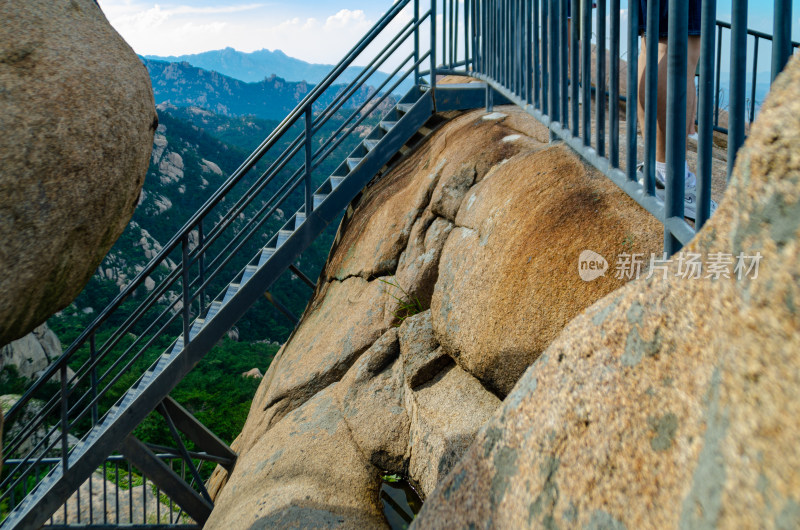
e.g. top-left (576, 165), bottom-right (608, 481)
top-left (3, 455), bottom-right (200, 528)
top-left (709, 19), bottom-right (800, 135)
top-left (438, 0), bottom-right (795, 253)
top-left (0, 0), bottom-right (435, 521)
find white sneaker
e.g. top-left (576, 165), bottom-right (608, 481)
top-left (635, 162), bottom-right (718, 221)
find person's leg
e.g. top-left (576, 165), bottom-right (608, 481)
top-left (638, 36), bottom-right (669, 164)
top-left (686, 36), bottom-right (701, 137)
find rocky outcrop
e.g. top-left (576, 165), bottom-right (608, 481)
top-left (0, 0), bottom-right (157, 346)
top-left (412, 56), bottom-right (800, 529)
top-left (207, 103), bottom-right (663, 527)
top-left (0, 323), bottom-right (72, 381)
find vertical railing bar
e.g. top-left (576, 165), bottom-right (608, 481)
top-left (664, 0), bottom-right (688, 255)
top-left (454, 0), bottom-right (459, 66)
top-left (157, 485), bottom-right (161, 524)
top-left (142, 474), bottom-right (147, 523)
top-left (90, 333), bottom-right (98, 427)
top-left (304, 106), bottom-right (313, 215)
top-left (581, 0), bottom-right (591, 145)
top-left (103, 460), bottom-right (108, 524)
top-left (609, 0), bottom-right (620, 167)
top-left (89, 473), bottom-right (94, 524)
top-left (115, 461), bottom-right (120, 525)
top-left (414, 0), bottom-right (420, 84)
top-left (571, 0), bottom-right (580, 135)
top-left (543, 0), bottom-right (550, 114)
top-left (533, 0), bottom-right (540, 108)
top-left (76, 476), bottom-right (81, 523)
top-left (526, 0), bottom-right (533, 104)
top-left (727, 0), bottom-right (748, 179)
top-left (431, 0), bottom-right (437, 97)
top-left (771, 0), bottom-right (792, 82)
top-left (197, 220), bottom-right (205, 315)
top-left (749, 37), bottom-right (759, 124)
top-left (60, 363), bottom-right (69, 472)
top-left (596, 0), bottom-right (606, 157)
top-left (129, 465), bottom-right (133, 523)
top-left (714, 24), bottom-right (723, 127)
top-left (550, 0), bottom-right (560, 139)
top-left (643, 0), bottom-right (659, 196)
top-left (560, 0), bottom-right (569, 121)
top-left (181, 235), bottom-right (190, 348)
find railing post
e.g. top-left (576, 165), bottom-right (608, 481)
top-left (414, 0), bottom-right (420, 84)
top-left (595, 0), bottom-right (606, 157)
top-left (60, 363), bottom-right (69, 471)
top-left (305, 106), bottom-right (313, 214)
top-left (697, 0), bottom-right (717, 229)
top-left (181, 235), bottom-right (190, 346)
top-left (664, 0), bottom-right (688, 255)
top-left (643, 0), bottom-right (659, 195)
top-left (609, 0), bottom-right (620, 168)
top-left (727, 0), bottom-right (748, 180)
top-left (198, 220), bottom-right (206, 314)
top-left (549, 0), bottom-right (560, 142)
top-left (90, 333), bottom-right (98, 427)
top-left (431, 0), bottom-right (437, 97)
top-left (625, 0), bottom-right (638, 181)
top-left (581, 0), bottom-right (592, 146)
top-left (771, 0), bottom-right (792, 82)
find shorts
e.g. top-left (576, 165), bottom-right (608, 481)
top-left (638, 0), bottom-right (702, 38)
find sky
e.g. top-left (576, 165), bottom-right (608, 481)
top-left (96, 0), bottom-right (398, 63)
top-left (99, 0), bottom-right (800, 67)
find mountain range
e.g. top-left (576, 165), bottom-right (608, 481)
top-left (143, 57), bottom-right (396, 121)
top-left (144, 47), bottom-right (395, 87)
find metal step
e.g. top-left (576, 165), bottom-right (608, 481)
top-left (206, 300), bottom-right (223, 322)
top-left (330, 176), bottom-right (345, 189)
top-left (396, 103), bottom-right (414, 114)
top-left (295, 212), bottom-right (306, 229)
top-left (258, 247), bottom-right (276, 267)
top-left (346, 157), bottom-right (363, 171)
top-left (241, 264), bottom-right (258, 284)
top-left (363, 139), bottom-right (379, 152)
top-left (276, 230), bottom-right (293, 248)
top-left (313, 193), bottom-right (327, 209)
top-left (380, 120), bottom-right (397, 132)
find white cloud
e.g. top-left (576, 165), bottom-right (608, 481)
top-left (98, 1), bottom-right (391, 64)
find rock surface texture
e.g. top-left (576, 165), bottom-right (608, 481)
top-left (0, 0), bottom-right (157, 346)
top-left (0, 323), bottom-right (67, 380)
top-left (206, 104), bottom-right (662, 528)
top-left (412, 57), bottom-right (800, 529)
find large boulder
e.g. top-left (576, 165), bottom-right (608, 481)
top-left (210, 104), bottom-right (664, 526)
top-left (432, 136), bottom-right (662, 397)
top-left (0, 0), bottom-right (157, 345)
top-left (412, 57), bottom-right (800, 529)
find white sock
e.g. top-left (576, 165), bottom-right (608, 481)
top-left (685, 161), bottom-right (697, 188)
top-left (655, 161), bottom-right (666, 185)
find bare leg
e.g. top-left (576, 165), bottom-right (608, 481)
top-left (637, 37), bottom-right (668, 163)
top-left (686, 36), bottom-right (701, 137)
top-left (639, 37), bottom-right (701, 164)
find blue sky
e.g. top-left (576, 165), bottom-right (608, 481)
top-left (99, 0), bottom-right (799, 66)
top-left (97, 0), bottom-right (399, 62)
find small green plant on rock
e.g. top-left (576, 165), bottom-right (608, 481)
top-left (379, 278), bottom-right (423, 326)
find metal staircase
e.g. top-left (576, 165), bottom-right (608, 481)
top-left (0, 0), bottom-right (500, 527)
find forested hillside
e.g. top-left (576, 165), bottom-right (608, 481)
top-left (34, 62), bottom-right (382, 449)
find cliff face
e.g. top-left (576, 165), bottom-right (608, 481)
top-left (206, 105), bottom-right (664, 527)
